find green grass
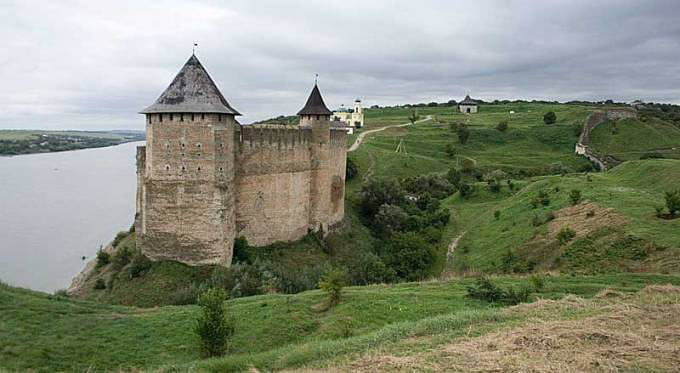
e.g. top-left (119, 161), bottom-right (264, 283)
top-left (2, 274), bottom-right (679, 372)
top-left (590, 117), bottom-right (680, 160)
top-left (444, 159), bottom-right (680, 273)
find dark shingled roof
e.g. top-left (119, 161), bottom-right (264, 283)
top-left (459, 95), bottom-right (477, 105)
top-left (297, 84), bottom-right (333, 116)
top-left (140, 54), bottom-right (240, 115)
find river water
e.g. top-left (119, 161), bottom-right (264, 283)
top-left (0, 142), bottom-right (142, 293)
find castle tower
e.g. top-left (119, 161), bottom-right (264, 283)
top-left (135, 54), bottom-right (239, 265)
top-left (298, 84), bottom-right (333, 232)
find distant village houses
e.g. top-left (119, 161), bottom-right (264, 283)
top-left (458, 95), bottom-right (478, 113)
top-left (332, 99), bottom-right (364, 134)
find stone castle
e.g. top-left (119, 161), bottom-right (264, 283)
top-left (134, 54), bottom-right (347, 266)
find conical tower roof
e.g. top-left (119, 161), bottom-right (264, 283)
top-left (140, 54), bottom-right (240, 115)
top-left (460, 95), bottom-right (477, 105)
top-left (297, 84), bottom-right (333, 116)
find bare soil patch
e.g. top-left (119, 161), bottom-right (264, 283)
top-left (548, 202), bottom-right (627, 238)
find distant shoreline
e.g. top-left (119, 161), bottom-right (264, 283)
top-left (0, 130), bottom-right (145, 156)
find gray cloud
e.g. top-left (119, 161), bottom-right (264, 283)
top-left (1, 0), bottom-right (679, 129)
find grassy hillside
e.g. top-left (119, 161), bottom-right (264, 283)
top-left (445, 159), bottom-right (680, 274)
top-left (589, 117), bottom-right (680, 160)
top-left (2, 274), bottom-right (679, 372)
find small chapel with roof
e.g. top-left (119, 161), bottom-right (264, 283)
top-left (134, 54), bottom-right (347, 266)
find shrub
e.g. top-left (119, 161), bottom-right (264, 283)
top-left (112, 231), bottom-right (128, 248)
top-left (319, 267), bottom-right (347, 307)
top-left (446, 168), bottom-right (462, 187)
top-left (488, 180), bottom-right (501, 193)
top-left (232, 236), bottom-right (251, 264)
top-left (443, 143), bottom-right (456, 158)
top-left (457, 124), bottom-right (470, 144)
top-left (466, 277), bottom-right (531, 305)
top-left (374, 204), bottom-right (409, 237)
top-left (93, 278), bottom-right (106, 290)
top-left (665, 190), bottom-right (680, 217)
top-left (529, 275), bottom-right (545, 292)
top-left (531, 215), bottom-right (543, 226)
top-left (95, 249), bottom-right (110, 269)
top-left (195, 288), bottom-right (234, 358)
top-left (359, 178), bottom-right (405, 217)
top-left (569, 189), bottom-right (582, 205)
top-left (538, 190), bottom-right (550, 206)
top-left (543, 111), bottom-right (556, 124)
top-left (128, 251), bottom-right (152, 278)
top-left (557, 227), bottom-right (576, 244)
top-left (461, 158), bottom-right (475, 172)
top-left (111, 245), bottom-right (134, 270)
top-left (345, 157), bottom-right (358, 180)
top-left (494, 210), bottom-right (501, 220)
top-left (383, 231), bottom-right (434, 281)
top-left (496, 120), bottom-right (508, 132)
top-left (458, 183), bottom-right (473, 198)
top-left (54, 289), bottom-right (69, 297)
top-left (655, 206), bottom-right (664, 217)
top-left (500, 250), bottom-right (536, 273)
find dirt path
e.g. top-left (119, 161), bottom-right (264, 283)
top-left (446, 231), bottom-right (466, 267)
top-left (348, 115), bottom-right (432, 152)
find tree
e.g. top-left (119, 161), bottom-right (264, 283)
top-left (496, 120), bottom-right (508, 132)
top-left (374, 204), bottom-right (409, 236)
top-left (446, 168), bottom-right (462, 187)
top-left (457, 124), bottom-right (471, 144)
top-left (359, 178), bottom-right (405, 217)
top-left (195, 288), bottom-right (235, 358)
top-left (319, 267), bottom-right (347, 307)
top-left (383, 232), bottom-right (434, 281)
top-left (569, 189), bottom-right (582, 205)
top-left (665, 190), bottom-right (680, 217)
top-left (543, 111), bottom-right (557, 124)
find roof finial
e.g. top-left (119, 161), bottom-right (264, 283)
top-left (192, 43), bottom-right (198, 55)
top-left (315, 73), bottom-right (319, 85)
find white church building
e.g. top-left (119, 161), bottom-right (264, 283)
top-left (332, 99), bottom-right (364, 134)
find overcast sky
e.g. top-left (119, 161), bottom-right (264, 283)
top-left (1, 0), bottom-right (679, 130)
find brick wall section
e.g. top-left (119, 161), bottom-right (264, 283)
top-left (136, 115), bottom-right (347, 265)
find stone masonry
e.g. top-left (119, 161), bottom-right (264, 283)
top-left (135, 55), bottom-right (347, 266)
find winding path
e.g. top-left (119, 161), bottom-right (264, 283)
top-left (348, 115), bottom-right (433, 152)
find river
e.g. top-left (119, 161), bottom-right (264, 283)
top-left (0, 142), bottom-right (142, 293)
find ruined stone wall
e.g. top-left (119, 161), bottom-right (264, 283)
top-left (235, 125), bottom-right (314, 246)
top-left (136, 113), bottom-right (236, 265)
top-left (606, 108), bottom-right (638, 120)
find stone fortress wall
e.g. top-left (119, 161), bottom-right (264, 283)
top-left (134, 56), bottom-right (347, 266)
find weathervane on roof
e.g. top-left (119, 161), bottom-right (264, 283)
top-left (192, 43), bottom-right (198, 55)
top-left (315, 73), bottom-right (319, 85)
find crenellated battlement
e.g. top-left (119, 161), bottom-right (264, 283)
top-left (135, 54), bottom-right (346, 266)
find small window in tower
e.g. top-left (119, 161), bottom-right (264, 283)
top-left (219, 143), bottom-right (223, 148)
top-left (159, 114), bottom-right (163, 123)
top-left (148, 116), bottom-right (151, 124)
top-left (191, 113), bottom-right (195, 121)
top-left (165, 144), bottom-right (170, 150)
top-left (201, 114), bottom-right (205, 120)
top-left (316, 115), bottom-right (320, 120)
top-left (218, 114), bottom-right (222, 122)
top-left (197, 167), bottom-right (201, 171)
top-left (181, 166), bottom-right (186, 172)
top-left (198, 153), bottom-right (201, 157)
top-left (181, 143), bottom-right (185, 148)
top-left (219, 167), bottom-right (223, 171)
top-left (180, 114), bottom-right (184, 122)
top-left (165, 165), bottom-right (170, 171)
top-left (170, 114), bottom-right (174, 121)
top-left (197, 143), bottom-right (201, 148)
top-left (181, 153), bottom-right (185, 157)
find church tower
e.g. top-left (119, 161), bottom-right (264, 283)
top-left (135, 54), bottom-right (239, 265)
top-left (297, 84), bottom-right (333, 232)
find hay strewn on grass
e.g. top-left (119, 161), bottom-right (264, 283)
top-left (318, 285), bottom-right (680, 373)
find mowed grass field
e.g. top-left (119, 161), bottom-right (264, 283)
top-left (2, 274), bottom-right (680, 372)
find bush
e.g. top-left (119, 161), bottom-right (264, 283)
top-left (543, 111), bottom-right (556, 124)
top-left (319, 267), bottom-right (347, 307)
top-left (569, 189), bottom-right (582, 205)
top-left (496, 120), bottom-right (508, 132)
top-left (95, 249), bottom-right (111, 269)
top-left (494, 210), bottom-right (501, 220)
top-left (169, 283), bottom-right (200, 305)
top-left (383, 231), bottom-right (434, 281)
top-left (111, 245), bottom-right (134, 270)
top-left (655, 206), bottom-right (664, 218)
top-left (195, 288), bottom-right (234, 358)
top-left (665, 190), bottom-right (680, 217)
top-left (232, 236), bottom-right (251, 264)
top-left (466, 277), bottom-right (531, 305)
top-left (112, 231), bottom-right (128, 248)
top-left (374, 204), bottom-right (409, 237)
top-left (529, 275), bottom-right (545, 292)
top-left (443, 143), bottom-right (456, 158)
top-left (458, 183), bottom-right (473, 198)
top-left (488, 180), bottom-right (501, 193)
top-left (538, 190), bottom-right (550, 206)
top-left (359, 178), bottom-right (405, 217)
top-left (557, 227), bottom-right (576, 244)
top-left (345, 157), bottom-right (358, 180)
top-left (54, 289), bottom-right (69, 297)
top-left (128, 251), bottom-right (152, 278)
top-left (93, 278), bottom-right (106, 290)
top-left (446, 168), bottom-right (462, 187)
